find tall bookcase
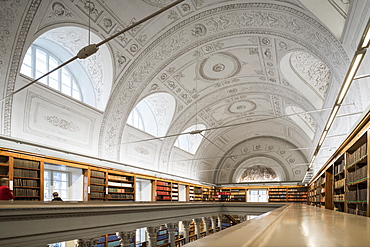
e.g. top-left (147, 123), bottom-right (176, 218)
top-left (345, 133), bottom-right (368, 216)
top-left (13, 158), bottom-right (43, 201)
top-left (268, 188), bottom-right (286, 202)
top-left (333, 154), bottom-right (346, 212)
top-left (308, 112), bottom-right (369, 217)
top-left (0, 155), bottom-right (9, 180)
top-left (171, 182), bottom-right (179, 201)
top-left (88, 169), bottom-right (107, 201)
top-left (230, 189), bottom-right (246, 202)
top-left (194, 186), bottom-right (203, 201)
top-left (107, 172), bottom-right (135, 201)
top-left (155, 180), bottom-right (172, 201)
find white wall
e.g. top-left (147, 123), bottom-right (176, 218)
top-left (179, 184), bottom-right (187, 202)
top-left (135, 178), bottom-right (152, 202)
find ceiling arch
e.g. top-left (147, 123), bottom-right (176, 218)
top-left (99, 2), bottom-right (349, 164)
top-left (213, 136), bottom-right (309, 184)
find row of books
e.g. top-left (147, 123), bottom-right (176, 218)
top-left (14, 169), bottom-right (39, 178)
top-left (156, 186), bottom-right (171, 191)
top-left (346, 189), bottom-right (367, 201)
top-left (347, 143), bottom-right (367, 167)
top-left (347, 166), bottom-right (367, 184)
top-left (13, 178), bottom-right (39, 187)
top-left (335, 178), bottom-right (345, 188)
top-left (108, 187), bottom-right (133, 193)
top-left (91, 170), bottom-right (105, 177)
top-left (157, 191), bottom-right (170, 195)
top-left (91, 185), bottom-right (105, 191)
top-left (91, 177), bottom-right (105, 184)
top-left (91, 192), bottom-right (105, 198)
top-left (334, 194), bottom-right (345, 201)
top-left (13, 188), bottom-right (39, 197)
top-left (157, 181), bottom-right (170, 186)
top-left (14, 159), bottom-right (40, 169)
top-left (334, 160), bottom-right (345, 175)
top-left (108, 181), bottom-right (133, 187)
top-left (108, 174), bottom-right (133, 182)
top-left (107, 194), bottom-right (134, 199)
top-left (156, 196), bottom-right (171, 200)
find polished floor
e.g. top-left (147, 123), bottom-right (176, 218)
top-left (185, 203), bottom-right (370, 247)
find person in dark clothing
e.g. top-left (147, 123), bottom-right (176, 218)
top-left (52, 192), bottom-right (63, 201)
top-left (0, 178), bottom-right (15, 200)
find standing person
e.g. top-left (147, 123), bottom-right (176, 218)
top-left (0, 178), bottom-right (15, 201)
top-left (52, 192), bottom-right (63, 201)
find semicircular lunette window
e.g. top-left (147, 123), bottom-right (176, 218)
top-left (240, 165), bottom-right (279, 182)
top-left (174, 124), bottom-right (206, 154)
top-left (127, 92), bottom-right (176, 137)
top-left (280, 51), bottom-right (331, 109)
top-left (21, 45), bottom-right (82, 101)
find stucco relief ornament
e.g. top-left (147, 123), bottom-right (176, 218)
top-left (48, 2), bottom-right (73, 18)
top-left (44, 116), bottom-right (80, 132)
top-left (191, 24), bottom-right (207, 37)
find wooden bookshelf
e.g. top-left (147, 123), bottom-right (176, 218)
top-left (194, 186), bottom-right (203, 201)
top-left (107, 172), bottom-right (135, 201)
top-left (287, 187), bottom-right (308, 202)
top-left (89, 169), bottom-right (106, 201)
top-left (188, 185), bottom-right (195, 201)
top-left (230, 188), bottom-right (246, 202)
top-left (308, 112), bottom-right (369, 217)
top-left (13, 158), bottom-right (42, 201)
top-left (0, 155), bottom-right (10, 178)
top-left (216, 188), bottom-right (230, 202)
top-left (333, 154), bottom-right (346, 212)
top-left (345, 133), bottom-right (368, 216)
top-left (155, 180), bottom-right (172, 201)
top-left (171, 182), bottom-right (179, 201)
top-left (268, 188), bottom-right (286, 202)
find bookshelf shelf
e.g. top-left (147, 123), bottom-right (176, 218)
top-left (308, 114), bottom-right (369, 217)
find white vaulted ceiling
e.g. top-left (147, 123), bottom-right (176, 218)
top-left (1, 0), bottom-right (369, 185)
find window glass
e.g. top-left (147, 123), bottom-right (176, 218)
top-left (20, 45), bottom-right (82, 101)
top-left (44, 170), bottom-right (69, 201)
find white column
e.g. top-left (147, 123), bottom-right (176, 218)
top-left (194, 218), bottom-right (202, 240)
top-left (211, 215), bottom-right (218, 232)
top-left (181, 220), bottom-right (192, 244)
top-left (76, 237), bottom-right (99, 247)
top-left (117, 230), bottom-right (135, 247)
top-left (146, 226), bottom-right (160, 247)
top-left (203, 217), bottom-right (210, 236)
top-left (166, 222), bottom-right (178, 247)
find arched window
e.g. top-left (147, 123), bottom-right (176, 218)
top-left (174, 124), bottom-right (205, 154)
top-left (127, 107), bottom-right (145, 131)
top-left (126, 93), bottom-right (176, 137)
top-left (21, 45), bottom-right (82, 101)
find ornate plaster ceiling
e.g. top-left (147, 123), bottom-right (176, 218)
top-left (98, 0), bottom-right (349, 183)
top-left (2, 0), bottom-right (364, 185)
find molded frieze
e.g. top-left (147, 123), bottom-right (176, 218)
top-left (23, 92), bottom-right (95, 149)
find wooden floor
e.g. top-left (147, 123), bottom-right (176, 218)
top-left (185, 203), bottom-right (370, 247)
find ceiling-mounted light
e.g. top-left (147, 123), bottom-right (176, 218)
top-left (337, 50), bottom-right (366, 104)
top-left (325, 105), bottom-right (340, 130)
top-left (358, 18), bottom-right (370, 49)
top-left (318, 130), bottom-right (328, 146)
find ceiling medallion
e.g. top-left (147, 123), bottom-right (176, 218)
top-left (228, 100), bottom-right (256, 113)
top-left (199, 52), bottom-right (241, 81)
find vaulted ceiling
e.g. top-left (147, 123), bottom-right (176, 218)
top-left (1, 0), bottom-right (369, 185)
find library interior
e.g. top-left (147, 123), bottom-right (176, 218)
top-left (0, 0), bottom-right (369, 246)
